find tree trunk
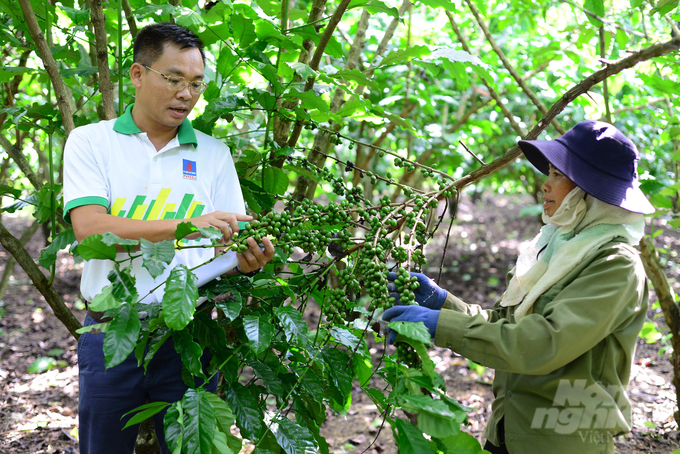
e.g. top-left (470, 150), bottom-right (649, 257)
top-left (0, 221), bottom-right (81, 339)
top-left (90, 0), bottom-right (116, 120)
top-left (639, 237), bottom-right (680, 426)
top-left (0, 220), bottom-right (40, 300)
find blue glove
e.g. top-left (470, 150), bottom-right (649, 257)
top-left (387, 271), bottom-right (448, 310)
top-left (381, 305), bottom-right (440, 344)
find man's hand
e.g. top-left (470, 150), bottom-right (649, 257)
top-left (189, 211), bottom-right (252, 243)
top-left (236, 237), bottom-right (275, 274)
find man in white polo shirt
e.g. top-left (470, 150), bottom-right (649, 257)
top-left (63, 23), bottom-right (274, 453)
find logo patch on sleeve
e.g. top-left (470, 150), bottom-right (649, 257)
top-left (183, 159), bottom-right (197, 180)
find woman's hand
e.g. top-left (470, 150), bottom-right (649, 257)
top-left (381, 305), bottom-right (440, 344)
top-left (387, 271), bottom-right (448, 310)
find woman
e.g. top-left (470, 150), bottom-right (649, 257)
top-left (383, 120), bottom-right (654, 454)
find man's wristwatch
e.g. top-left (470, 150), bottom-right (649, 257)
top-left (233, 266), bottom-right (260, 277)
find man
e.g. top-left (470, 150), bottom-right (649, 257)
top-left (63, 23), bottom-right (274, 453)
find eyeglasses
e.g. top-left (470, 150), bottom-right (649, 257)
top-left (142, 64), bottom-right (208, 95)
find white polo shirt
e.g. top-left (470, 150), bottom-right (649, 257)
top-left (63, 104), bottom-right (245, 303)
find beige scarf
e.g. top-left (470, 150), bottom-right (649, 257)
top-left (500, 187), bottom-right (645, 321)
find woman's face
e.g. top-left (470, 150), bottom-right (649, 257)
top-left (541, 164), bottom-right (577, 216)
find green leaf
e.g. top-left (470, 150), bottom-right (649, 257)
top-left (271, 417), bottom-right (320, 454)
top-left (140, 239), bottom-right (176, 279)
top-left (330, 326), bottom-right (360, 350)
top-left (418, 0), bottom-right (457, 11)
top-left (164, 402), bottom-right (184, 454)
top-left (173, 328), bottom-right (204, 378)
top-left (241, 180), bottom-right (274, 212)
top-left (211, 428), bottom-right (234, 454)
top-left (224, 383), bottom-right (263, 439)
top-left (75, 322), bottom-right (110, 335)
top-left (378, 45), bottom-right (431, 68)
top-left (274, 306), bottom-right (308, 346)
top-left (122, 401), bottom-right (171, 429)
top-left (0, 66), bottom-right (37, 83)
top-left (182, 388), bottom-right (216, 454)
top-left (285, 89), bottom-right (329, 113)
top-left (650, 0), bottom-right (678, 14)
top-left (108, 267), bottom-right (139, 304)
top-left (320, 348), bottom-right (353, 409)
top-left (399, 395), bottom-right (465, 438)
top-left (330, 69), bottom-right (378, 89)
top-left (78, 234), bottom-right (117, 261)
top-left (144, 326), bottom-right (172, 371)
top-left (175, 221), bottom-right (199, 240)
top-left (440, 432), bottom-right (485, 454)
top-left (38, 228), bottom-right (76, 270)
top-left (88, 285), bottom-right (122, 312)
top-left (287, 62), bottom-right (317, 80)
top-left (215, 294), bottom-right (243, 322)
top-left (394, 418), bottom-right (436, 454)
top-left (103, 303), bottom-right (141, 369)
top-left (250, 360), bottom-right (286, 396)
top-left (28, 357), bottom-right (56, 374)
top-left (388, 321), bottom-right (431, 344)
top-left (204, 393), bottom-right (236, 435)
top-left (348, 0), bottom-right (398, 18)
top-left (59, 5), bottom-right (90, 25)
top-left (583, 0), bottom-right (605, 26)
top-left (163, 265), bottom-right (198, 331)
top-left (101, 232), bottom-right (139, 251)
top-left (263, 167), bottom-right (289, 196)
top-left (0, 183), bottom-right (21, 198)
top-left (630, 0), bottom-right (644, 6)
top-left (60, 65), bottom-right (99, 78)
top-left (354, 353), bottom-right (373, 387)
top-left (243, 315), bottom-right (274, 355)
top-left (231, 13), bottom-right (257, 48)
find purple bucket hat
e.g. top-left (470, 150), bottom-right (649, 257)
top-left (518, 120), bottom-right (655, 215)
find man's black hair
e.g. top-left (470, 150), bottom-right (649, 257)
top-left (133, 23), bottom-right (206, 66)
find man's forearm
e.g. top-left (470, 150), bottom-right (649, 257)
top-left (73, 210), bottom-right (182, 243)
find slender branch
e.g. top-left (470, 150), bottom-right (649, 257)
top-left (122, 0), bottom-right (138, 38)
top-left (459, 140), bottom-right (485, 166)
top-left (17, 0), bottom-right (76, 137)
top-left (463, 0), bottom-right (566, 135)
top-left (452, 35), bottom-right (680, 190)
top-left (0, 221), bottom-right (82, 338)
top-left (599, 26), bottom-right (612, 123)
top-left (91, 0), bottom-right (116, 120)
top-left (0, 220), bottom-right (39, 300)
top-left (560, 0), bottom-right (646, 38)
top-left (287, 0), bottom-right (353, 148)
top-left (598, 96), bottom-right (669, 119)
top-left (0, 134), bottom-right (41, 189)
top-left (446, 11), bottom-right (525, 137)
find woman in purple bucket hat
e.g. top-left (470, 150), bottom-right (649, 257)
top-left (383, 120), bottom-right (653, 453)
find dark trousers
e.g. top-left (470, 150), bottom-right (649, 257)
top-left (78, 314), bottom-right (218, 454)
top-left (483, 418), bottom-right (509, 454)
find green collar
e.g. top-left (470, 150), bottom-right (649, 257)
top-left (113, 104), bottom-right (198, 147)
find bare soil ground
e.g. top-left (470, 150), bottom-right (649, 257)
top-left (0, 192), bottom-right (678, 453)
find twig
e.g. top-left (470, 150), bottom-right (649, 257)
top-left (463, 0), bottom-right (567, 135)
top-left (452, 34), bottom-right (680, 190)
top-left (91, 0), bottom-right (116, 120)
top-left (560, 0), bottom-right (646, 37)
top-left (599, 26), bottom-right (612, 123)
top-left (446, 12), bottom-right (525, 137)
top-left (437, 191), bottom-right (458, 285)
top-left (17, 0), bottom-right (76, 137)
top-left (459, 140), bottom-right (486, 166)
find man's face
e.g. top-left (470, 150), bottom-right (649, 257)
top-left (131, 43), bottom-right (204, 131)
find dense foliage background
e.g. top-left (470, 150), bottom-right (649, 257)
top-left (0, 0), bottom-right (679, 452)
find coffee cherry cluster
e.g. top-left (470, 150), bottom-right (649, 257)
top-left (389, 267), bottom-right (419, 306)
top-left (325, 287), bottom-right (349, 324)
top-left (396, 342), bottom-right (421, 368)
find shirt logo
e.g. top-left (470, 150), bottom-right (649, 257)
top-left (183, 159), bottom-right (197, 180)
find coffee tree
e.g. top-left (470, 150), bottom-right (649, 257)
top-left (1, 0), bottom-right (679, 452)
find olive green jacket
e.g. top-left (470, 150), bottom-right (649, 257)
top-left (434, 240), bottom-right (648, 454)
